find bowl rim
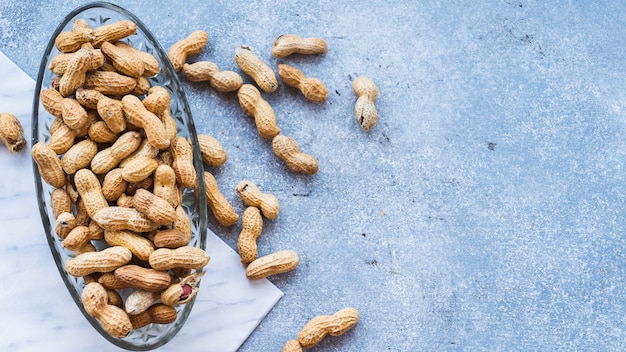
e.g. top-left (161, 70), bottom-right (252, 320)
top-left (31, 1), bottom-right (208, 350)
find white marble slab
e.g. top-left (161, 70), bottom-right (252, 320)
top-left (0, 50), bottom-right (282, 352)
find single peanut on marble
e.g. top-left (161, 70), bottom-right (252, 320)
top-left (0, 112), bottom-right (26, 153)
top-left (245, 249), bottom-right (300, 280)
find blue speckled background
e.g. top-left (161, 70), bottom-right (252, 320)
top-left (1, 0), bottom-right (625, 350)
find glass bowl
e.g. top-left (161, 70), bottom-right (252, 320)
top-left (31, 2), bottom-right (207, 350)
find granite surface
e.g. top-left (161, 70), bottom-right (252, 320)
top-left (1, 0), bottom-right (626, 351)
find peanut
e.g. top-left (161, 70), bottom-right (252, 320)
top-left (104, 229), bottom-right (155, 262)
top-left (142, 86), bottom-right (170, 116)
top-left (132, 188), bottom-right (177, 225)
top-left (153, 229), bottom-right (189, 248)
top-left (237, 207), bottom-right (263, 264)
top-left (91, 20), bottom-right (137, 47)
top-left (59, 48), bottom-right (92, 97)
top-left (182, 61), bottom-right (243, 93)
top-left (61, 138), bottom-right (98, 174)
top-left (55, 27), bottom-right (94, 53)
top-left (115, 41), bottom-right (160, 76)
top-left (235, 45), bottom-right (278, 93)
top-left (55, 212), bottom-right (76, 239)
top-left (74, 168), bottom-right (109, 220)
top-left (49, 117), bottom-right (65, 135)
top-left (75, 87), bottom-right (105, 109)
top-left (0, 112), bottom-right (26, 153)
top-left (125, 289), bottom-right (161, 315)
top-left (237, 84), bottom-right (281, 139)
top-left (236, 180), bottom-right (279, 220)
top-left (48, 124), bottom-right (76, 154)
top-left (173, 205), bottom-right (191, 239)
top-left (129, 303), bottom-right (177, 330)
top-left (81, 282), bottom-right (132, 338)
top-left (297, 307), bottom-right (360, 348)
top-left (65, 246), bottom-right (132, 276)
top-left (121, 94), bottom-right (170, 150)
top-left (167, 30), bottom-right (209, 72)
top-left (61, 225), bottom-right (99, 251)
top-left (91, 131), bottom-right (142, 174)
top-left (40, 88), bottom-right (64, 118)
top-left (32, 141), bottom-right (66, 187)
top-left (245, 249), bottom-right (300, 280)
top-left (352, 76), bottom-right (378, 131)
top-left (149, 246), bottom-right (210, 271)
top-left (61, 98), bottom-right (89, 131)
top-left (119, 139), bottom-right (159, 168)
top-left (121, 156), bottom-right (159, 183)
top-left (51, 188), bottom-right (72, 219)
top-left (83, 70), bottom-right (137, 95)
top-left (100, 41), bottom-right (144, 77)
top-left (171, 137), bottom-right (197, 188)
top-left (93, 206), bottom-right (159, 232)
top-left (282, 340), bottom-right (303, 352)
top-left (98, 272), bottom-right (132, 290)
top-left (198, 134), bottom-right (227, 167)
top-left (49, 48), bottom-right (104, 75)
top-left (114, 264), bottom-right (171, 292)
top-left (75, 198), bottom-right (90, 226)
top-left (88, 121), bottom-right (118, 143)
top-left (153, 164), bottom-right (180, 207)
top-left (106, 288), bottom-right (124, 309)
top-left (125, 174), bottom-right (154, 196)
top-left (203, 171), bottom-right (239, 226)
top-left (75, 109), bottom-right (98, 138)
top-left (97, 95), bottom-right (126, 133)
top-left (277, 64), bottom-right (328, 104)
top-left (272, 134), bottom-right (319, 174)
top-left (101, 168), bottom-right (128, 202)
top-left (160, 271), bottom-right (204, 306)
top-left (72, 18), bottom-right (90, 31)
top-left (271, 34), bottom-right (328, 58)
top-left (116, 193), bottom-right (134, 208)
top-left (133, 75), bottom-right (152, 95)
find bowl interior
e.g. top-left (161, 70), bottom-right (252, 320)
top-left (31, 2), bottom-right (207, 350)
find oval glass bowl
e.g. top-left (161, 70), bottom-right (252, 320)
top-left (31, 2), bottom-right (207, 350)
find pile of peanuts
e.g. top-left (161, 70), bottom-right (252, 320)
top-left (0, 16), bottom-right (367, 350)
top-left (169, 31), bottom-right (364, 350)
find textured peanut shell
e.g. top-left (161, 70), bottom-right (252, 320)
top-left (142, 86), bottom-right (170, 116)
top-left (49, 49), bottom-right (104, 75)
top-left (32, 141), bottom-right (66, 187)
top-left (91, 131), bottom-right (142, 174)
top-left (98, 272), bottom-right (131, 290)
top-left (153, 164), bottom-right (180, 207)
top-left (122, 95), bottom-right (170, 150)
top-left (101, 168), bottom-right (128, 202)
top-left (0, 112), bottom-right (26, 153)
top-left (106, 288), bottom-right (124, 308)
top-left (114, 264), bottom-right (171, 292)
top-left (282, 340), bottom-right (303, 352)
top-left (51, 188), bottom-right (71, 219)
top-left (352, 76), bottom-right (378, 131)
top-left (210, 71), bottom-right (243, 93)
top-left (40, 88), bottom-right (64, 118)
top-left (93, 206), bottom-right (159, 232)
top-left (277, 64), bottom-right (328, 104)
top-left (81, 282), bottom-right (132, 338)
top-left (101, 41), bottom-right (144, 77)
top-left (88, 121), bottom-right (118, 143)
top-left (160, 271), bottom-right (204, 306)
top-left (297, 307), bottom-right (360, 348)
top-left (237, 84), bottom-right (280, 139)
top-left (235, 46), bottom-right (278, 93)
top-left (245, 249), bottom-right (299, 280)
top-left (84, 71), bottom-right (137, 95)
top-left (167, 30), bottom-right (209, 72)
top-left (119, 139), bottom-right (159, 168)
top-left (55, 28), bottom-right (94, 53)
top-left (61, 225), bottom-right (92, 251)
top-left (104, 229), bottom-right (154, 262)
top-left (75, 87), bottom-right (105, 109)
top-left (236, 180), bottom-right (279, 220)
top-left (61, 138), bottom-right (98, 174)
top-left (125, 289), bottom-right (160, 315)
top-left (272, 135), bottom-right (319, 174)
top-left (182, 61), bottom-right (218, 82)
top-left (198, 134), bottom-right (227, 167)
top-left (237, 207), bottom-right (263, 264)
top-left (132, 188), bottom-right (177, 225)
top-left (48, 124), bottom-right (76, 154)
top-left (173, 205), bottom-right (191, 239)
top-left (91, 20), bottom-right (137, 47)
top-left (55, 212), bottom-right (76, 239)
top-left (121, 156), bottom-right (159, 183)
top-left (271, 34), bottom-right (328, 58)
top-left (59, 48), bottom-right (92, 97)
top-left (115, 41), bottom-right (160, 76)
top-left (125, 174), bottom-right (154, 196)
top-left (171, 137), bottom-right (197, 188)
top-left (74, 168), bottom-right (109, 220)
top-left (97, 96), bottom-right (126, 133)
top-left (129, 303), bottom-right (177, 329)
top-left (149, 246), bottom-right (210, 271)
top-left (203, 171), bottom-right (239, 226)
top-left (61, 98), bottom-right (89, 131)
top-left (66, 246), bottom-right (132, 276)
top-left (153, 229), bottom-right (188, 248)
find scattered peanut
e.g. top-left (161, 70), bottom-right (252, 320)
top-left (167, 30), bottom-right (209, 72)
top-left (245, 249), bottom-right (300, 280)
top-left (272, 134), bottom-right (319, 174)
top-left (237, 84), bottom-right (281, 139)
top-left (55, 27), bottom-right (94, 53)
top-left (203, 171), bottom-right (239, 226)
top-left (278, 64), bottom-right (328, 104)
top-left (236, 180), bottom-right (279, 220)
top-left (297, 307), bottom-right (360, 348)
top-left (352, 76), bottom-right (378, 131)
top-left (81, 282), bottom-right (132, 338)
top-left (237, 207), bottom-right (263, 264)
top-left (271, 34), bottom-right (328, 58)
top-left (197, 134), bottom-right (227, 167)
top-left (182, 61), bottom-right (243, 93)
top-left (235, 45), bottom-right (278, 93)
top-left (0, 112), bottom-right (26, 153)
